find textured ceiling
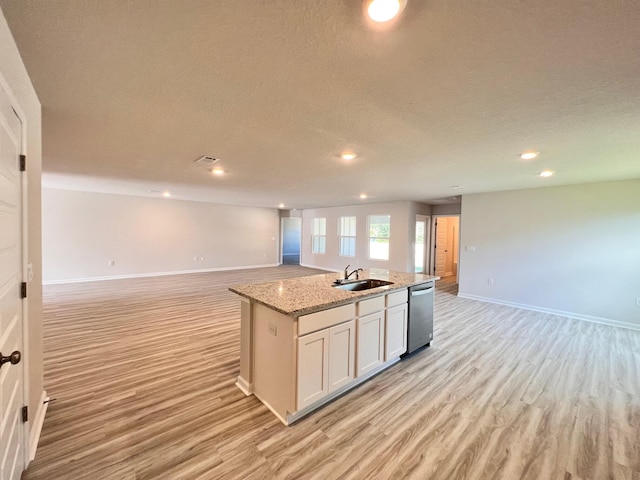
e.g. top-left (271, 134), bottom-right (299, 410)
top-left (2, 0), bottom-right (640, 208)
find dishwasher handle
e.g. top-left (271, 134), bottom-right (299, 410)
top-left (411, 286), bottom-right (434, 296)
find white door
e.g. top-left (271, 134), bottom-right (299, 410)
top-left (0, 85), bottom-right (26, 480)
top-left (434, 217), bottom-right (448, 276)
top-left (328, 320), bottom-right (355, 392)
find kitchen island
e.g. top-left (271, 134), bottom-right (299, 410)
top-left (230, 268), bottom-right (438, 425)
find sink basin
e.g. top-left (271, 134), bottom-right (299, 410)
top-left (332, 279), bottom-right (394, 291)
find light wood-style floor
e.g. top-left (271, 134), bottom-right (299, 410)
top-left (24, 266), bottom-right (640, 480)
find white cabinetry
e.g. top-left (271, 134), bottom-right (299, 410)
top-left (385, 303), bottom-right (407, 360)
top-left (328, 320), bottom-right (356, 392)
top-left (296, 305), bottom-right (356, 411)
top-left (385, 289), bottom-right (408, 360)
top-left (356, 311), bottom-right (385, 377)
top-left (297, 329), bottom-right (330, 410)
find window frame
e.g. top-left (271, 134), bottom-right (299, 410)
top-left (311, 217), bottom-right (327, 254)
top-left (367, 214), bottom-right (391, 261)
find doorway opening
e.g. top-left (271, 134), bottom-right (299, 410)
top-left (281, 217), bottom-right (301, 265)
top-left (431, 215), bottom-right (460, 282)
top-left (414, 215), bottom-right (430, 273)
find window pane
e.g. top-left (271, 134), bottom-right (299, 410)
top-left (369, 238), bottom-right (389, 260)
top-left (369, 215), bottom-right (390, 238)
top-left (339, 236), bottom-right (356, 257)
top-left (339, 216), bottom-right (356, 236)
top-left (312, 235), bottom-right (326, 254)
top-left (313, 218), bottom-right (326, 236)
top-left (346, 237), bottom-right (356, 256)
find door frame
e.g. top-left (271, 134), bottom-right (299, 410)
top-left (430, 214), bottom-right (461, 278)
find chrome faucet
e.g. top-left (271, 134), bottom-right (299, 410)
top-left (344, 265), bottom-right (363, 281)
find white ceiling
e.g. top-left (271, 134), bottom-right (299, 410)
top-left (2, 0), bottom-right (639, 209)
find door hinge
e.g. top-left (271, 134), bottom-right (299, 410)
top-left (22, 405), bottom-right (28, 422)
top-left (19, 154), bottom-right (26, 172)
top-left (21, 282), bottom-right (27, 299)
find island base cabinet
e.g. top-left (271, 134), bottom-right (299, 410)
top-left (297, 329), bottom-right (330, 411)
top-left (356, 312), bottom-right (385, 377)
top-left (385, 303), bottom-right (408, 360)
top-left (328, 320), bottom-right (356, 392)
top-left (296, 319), bottom-right (356, 411)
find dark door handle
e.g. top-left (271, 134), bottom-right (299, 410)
top-left (0, 351), bottom-right (21, 370)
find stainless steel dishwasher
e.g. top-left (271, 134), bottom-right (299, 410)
top-left (405, 282), bottom-right (435, 355)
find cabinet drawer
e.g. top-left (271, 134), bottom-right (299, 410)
top-left (386, 289), bottom-right (408, 308)
top-left (298, 303), bottom-right (355, 336)
top-left (357, 296), bottom-right (385, 317)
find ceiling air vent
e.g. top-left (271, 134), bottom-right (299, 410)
top-left (195, 155), bottom-right (220, 166)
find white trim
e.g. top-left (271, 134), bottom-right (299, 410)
top-left (43, 263), bottom-right (280, 285)
top-left (28, 391), bottom-right (48, 462)
top-left (235, 376), bottom-right (253, 396)
top-left (457, 293), bottom-right (640, 332)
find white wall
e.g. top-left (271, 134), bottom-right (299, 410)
top-left (300, 201), bottom-right (431, 274)
top-left (1, 6), bottom-right (44, 460)
top-left (42, 188), bottom-right (280, 282)
top-left (458, 179), bottom-right (640, 328)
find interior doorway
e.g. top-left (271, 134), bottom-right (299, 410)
top-left (431, 215), bottom-right (460, 281)
top-left (414, 215), bottom-right (430, 273)
top-left (281, 217), bottom-right (301, 265)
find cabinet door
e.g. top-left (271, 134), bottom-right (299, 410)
top-left (297, 329), bottom-right (329, 410)
top-left (328, 319), bottom-right (356, 392)
top-left (356, 312), bottom-right (384, 377)
top-left (385, 303), bottom-right (408, 360)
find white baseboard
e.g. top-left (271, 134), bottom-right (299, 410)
top-left (457, 292), bottom-right (640, 331)
top-left (28, 390), bottom-right (48, 463)
top-left (43, 263), bottom-right (280, 285)
top-left (298, 262), bottom-right (338, 273)
top-left (235, 376), bottom-right (253, 396)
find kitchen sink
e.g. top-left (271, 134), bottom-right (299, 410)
top-left (332, 279), bottom-right (394, 291)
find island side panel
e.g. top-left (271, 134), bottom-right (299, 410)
top-left (253, 303), bottom-right (295, 423)
top-left (236, 298), bottom-right (253, 395)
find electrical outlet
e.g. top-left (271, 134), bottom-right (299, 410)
top-left (108, 260), bottom-right (115, 267)
top-left (487, 277), bottom-right (494, 286)
top-left (193, 256), bottom-right (198, 262)
top-left (268, 323), bottom-right (277, 336)
top-left (199, 256), bottom-right (205, 261)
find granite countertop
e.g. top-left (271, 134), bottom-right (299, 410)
top-left (229, 268), bottom-right (439, 317)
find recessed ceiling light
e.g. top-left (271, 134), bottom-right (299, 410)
top-left (359, 193), bottom-right (368, 199)
top-left (341, 151), bottom-right (357, 161)
top-left (212, 167), bottom-right (225, 176)
top-left (365, 0), bottom-right (406, 22)
top-left (278, 203), bottom-right (285, 209)
top-left (451, 185), bottom-right (463, 190)
top-left (539, 170), bottom-right (554, 177)
top-left (520, 151), bottom-right (539, 160)
top-left (162, 191), bottom-right (171, 197)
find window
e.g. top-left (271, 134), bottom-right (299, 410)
top-left (338, 216), bottom-right (356, 257)
top-left (368, 215), bottom-right (390, 261)
top-left (311, 217), bottom-right (326, 254)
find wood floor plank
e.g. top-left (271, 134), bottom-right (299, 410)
top-left (22, 266), bottom-right (640, 479)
